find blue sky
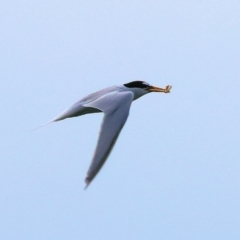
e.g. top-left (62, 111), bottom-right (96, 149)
top-left (1, 1), bottom-right (240, 239)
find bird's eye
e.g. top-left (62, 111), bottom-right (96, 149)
top-left (142, 82), bottom-right (151, 88)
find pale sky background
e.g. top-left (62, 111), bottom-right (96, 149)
top-left (1, 1), bottom-right (240, 239)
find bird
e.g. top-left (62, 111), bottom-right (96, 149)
top-left (49, 81), bottom-right (172, 188)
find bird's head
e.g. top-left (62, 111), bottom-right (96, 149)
top-left (123, 81), bottom-right (172, 100)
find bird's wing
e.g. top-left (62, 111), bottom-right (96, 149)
top-left (83, 90), bottom-right (134, 187)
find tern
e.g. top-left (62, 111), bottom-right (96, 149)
top-left (50, 81), bottom-right (172, 188)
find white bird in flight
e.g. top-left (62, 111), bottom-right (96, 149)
top-left (49, 81), bottom-right (172, 188)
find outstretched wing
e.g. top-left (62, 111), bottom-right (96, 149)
top-left (83, 91), bottom-right (134, 188)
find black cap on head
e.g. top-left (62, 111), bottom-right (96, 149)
top-left (124, 81), bottom-right (151, 89)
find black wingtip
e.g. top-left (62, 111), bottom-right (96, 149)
top-left (84, 177), bottom-right (91, 190)
top-left (84, 183), bottom-right (89, 190)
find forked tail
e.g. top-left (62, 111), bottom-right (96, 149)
top-left (30, 121), bottom-right (55, 132)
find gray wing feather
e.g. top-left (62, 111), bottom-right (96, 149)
top-left (83, 91), bottom-right (134, 187)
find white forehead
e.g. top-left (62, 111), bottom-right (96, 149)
top-left (142, 81), bottom-right (150, 86)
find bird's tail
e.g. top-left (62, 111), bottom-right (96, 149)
top-left (30, 109), bottom-right (71, 132)
top-left (30, 120), bottom-right (54, 132)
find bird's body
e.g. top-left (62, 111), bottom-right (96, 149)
top-left (51, 81), bottom-right (172, 188)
